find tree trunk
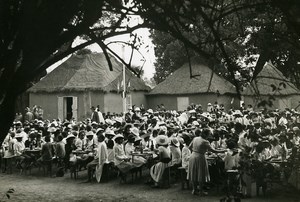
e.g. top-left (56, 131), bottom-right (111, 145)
top-left (0, 93), bottom-right (17, 143)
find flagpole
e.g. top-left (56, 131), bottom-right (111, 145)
top-left (122, 45), bottom-right (127, 115)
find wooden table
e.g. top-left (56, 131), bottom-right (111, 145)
top-left (131, 152), bottom-right (154, 163)
top-left (72, 150), bottom-right (91, 155)
top-left (24, 148), bottom-right (41, 155)
top-left (206, 156), bottom-right (218, 166)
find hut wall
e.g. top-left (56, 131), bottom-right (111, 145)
top-left (146, 95), bottom-right (178, 110)
top-left (103, 93), bottom-right (123, 113)
top-left (30, 91), bottom-right (149, 120)
top-left (29, 93), bottom-right (58, 120)
top-left (188, 94), bottom-right (239, 110)
top-left (90, 91), bottom-right (105, 112)
top-left (147, 94), bottom-right (239, 111)
top-left (243, 95), bottom-right (300, 110)
top-left (29, 92), bottom-right (87, 121)
top-left (131, 91), bottom-right (148, 108)
top-left (291, 95), bottom-right (300, 109)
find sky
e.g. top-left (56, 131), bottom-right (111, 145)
top-left (48, 28), bottom-right (156, 79)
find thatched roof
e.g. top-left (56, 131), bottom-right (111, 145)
top-left (28, 53), bottom-right (150, 93)
top-left (148, 62), bottom-right (237, 95)
top-left (243, 62), bottom-right (300, 96)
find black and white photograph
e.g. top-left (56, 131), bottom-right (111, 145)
top-left (1, 0), bottom-right (300, 201)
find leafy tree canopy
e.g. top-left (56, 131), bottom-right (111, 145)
top-left (1, 0), bottom-right (300, 142)
top-left (148, 0), bottom-right (300, 90)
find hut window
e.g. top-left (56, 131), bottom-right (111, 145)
top-left (177, 97), bottom-right (189, 111)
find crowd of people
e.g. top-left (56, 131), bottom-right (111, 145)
top-left (1, 102), bottom-right (300, 198)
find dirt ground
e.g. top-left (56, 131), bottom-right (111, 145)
top-left (0, 168), bottom-right (299, 202)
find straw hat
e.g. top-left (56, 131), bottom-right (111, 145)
top-left (140, 132), bottom-right (150, 139)
top-left (15, 132), bottom-right (23, 139)
top-left (156, 135), bottom-right (169, 146)
top-left (192, 120), bottom-right (200, 126)
top-left (114, 134), bottom-right (124, 140)
top-left (189, 109), bottom-right (196, 114)
top-left (47, 126), bottom-right (57, 133)
top-left (147, 109), bottom-right (154, 114)
top-left (233, 110), bottom-right (243, 117)
top-left (128, 134), bottom-right (136, 140)
top-left (91, 121), bottom-right (98, 126)
top-left (219, 126), bottom-right (228, 133)
top-left (115, 117), bottom-right (123, 123)
top-left (134, 136), bottom-right (142, 142)
top-left (86, 131), bottom-right (94, 137)
top-left (130, 127), bottom-right (140, 137)
top-left (96, 128), bottom-right (104, 133)
top-left (105, 129), bottom-right (115, 136)
top-left (66, 134), bottom-right (76, 139)
top-left (170, 137), bottom-right (180, 147)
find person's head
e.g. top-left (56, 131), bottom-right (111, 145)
top-left (107, 139), bottom-right (114, 149)
top-left (15, 130), bottom-right (23, 141)
top-left (156, 135), bottom-right (169, 147)
top-left (57, 135), bottom-right (63, 142)
top-left (270, 137), bottom-right (278, 146)
top-left (79, 130), bottom-right (85, 139)
top-left (16, 136), bottom-right (22, 142)
top-left (66, 133), bottom-right (76, 144)
top-left (134, 137), bottom-right (142, 146)
top-left (97, 133), bottom-right (105, 143)
top-left (170, 137), bottom-right (180, 148)
top-left (135, 107), bottom-right (141, 114)
top-left (201, 128), bottom-right (212, 140)
top-left (152, 129), bottom-right (158, 137)
top-left (256, 143), bottom-right (265, 153)
top-left (10, 131), bottom-right (15, 138)
top-left (72, 131), bottom-right (78, 138)
top-left (235, 122), bottom-right (244, 133)
top-left (15, 122), bottom-right (22, 130)
top-left (124, 124), bottom-right (132, 134)
top-left (182, 134), bottom-right (191, 146)
top-left (194, 129), bottom-right (201, 137)
top-left (45, 135), bottom-right (51, 143)
top-left (226, 139), bottom-right (236, 150)
top-left (127, 134), bottom-right (135, 143)
top-left (141, 131), bottom-right (151, 142)
top-left (115, 136), bottom-right (124, 144)
top-left (62, 131), bottom-right (68, 138)
top-left (86, 125), bottom-right (92, 132)
top-left (87, 134), bottom-right (93, 140)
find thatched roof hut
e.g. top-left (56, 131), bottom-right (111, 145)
top-left (28, 53), bottom-right (150, 93)
top-left (149, 62), bottom-right (236, 95)
top-left (242, 62), bottom-right (300, 109)
top-left (147, 62), bottom-right (239, 110)
top-left (28, 52), bottom-right (150, 120)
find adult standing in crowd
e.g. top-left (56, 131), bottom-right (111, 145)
top-left (91, 106), bottom-right (100, 123)
top-left (24, 107), bottom-right (34, 122)
top-left (86, 132), bottom-right (108, 182)
top-left (188, 129), bottom-right (225, 196)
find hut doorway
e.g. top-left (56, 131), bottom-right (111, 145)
top-left (66, 97), bottom-right (73, 120)
top-left (58, 96), bottom-right (78, 121)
